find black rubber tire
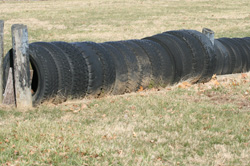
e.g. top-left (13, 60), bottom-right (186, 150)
top-left (71, 42), bottom-right (103, 97)
top-left (121, 40), bottom-right (152, 89)
top-left (217, 38), bottom-right (239, 74)
top-left (143, 34), bottom-right (184, 83)
top-left (183, 30), bottom-right (216, 83)
top-left (233, 38), bottom-right (250, 72)
top-left (3, 44), bottom-right (59, 105)
top-left (166, 30), bottom-right (204, 83)
top-left (221, 38), bottom-right (243, 73)
top-left (241, 38), bottom-right (250, 71)
top-left (161, 33), bottom-right (193, 80)
top-left (135, 39), bottom-right (175, 86)
top-left (100, 43), bottom-right (128, 95)
top-left (243, 37), bottom-right (250, 44)
top-left (106, 41), bottom-right (140, 92)
top-left (32, 42), bottom-right (72, 96)
top-left (231, 38), bottom-right (247, 72)
top-left (242, 37), bottom-right (250, 71)
top-left (52, 42), bottom-right (89, 98)
top-left (130, 40), bottom-right (157, 87)
top-left (214, 40), bottom-right (226, 75)
top-left (219, 41), bottom-right (231, 75)
top-left (84, 42), bottom-right (116, 96)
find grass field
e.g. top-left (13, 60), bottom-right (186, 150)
top-left (1, 0), bottom-right (250, 165)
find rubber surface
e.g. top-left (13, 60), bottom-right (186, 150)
top-left (68, 42), bottom-right (101, 97)
top-left (107, 41), bottom-right (140, 92)
top-left (121, 40), bottom-right (152, 88)
top-left (53, 42), bottom-right (89, 98)
top-left (214, 40), bottom-right (226, 75)
top-left (243, 37), bottom-right (250, 44)
top-left (33, 42), bottom-right (72, 96)
top-left (183, 30), bottom-right (216, 83)
top-left (161, 33), bottom-right (193, 80)
top-left (143, 35), bottom-right (183, 84)
top-left (134, 39), bottom-right (174, 86)
top-left (3, 44), bottom-right (59, 105)
top-left (232, 38), bottom-right (250, 72)
top-left (217, 38), bottom-right (238, 74)
top-left (85, 42), bottom-right (116, 96)
top-left (100, 43), bottom-right (128, 95)
top-left (222, 38), bottom-right (243, 73)
top-left (166, 30), bottom-right (204, 83)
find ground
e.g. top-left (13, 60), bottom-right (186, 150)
top-left (0, 0), bottom-right (250, 165)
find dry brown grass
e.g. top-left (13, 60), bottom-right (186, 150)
top-left (1, 72), bottom-right (250, 165)
top-left (1, 0), bottom-right (250, 165)
top-left (1, 0), bottom-right (250, 51)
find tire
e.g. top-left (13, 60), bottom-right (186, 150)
top-left (222, 38), bottom-right (243, 73)
top-left (84, 42), bottom-right (116, 96)
top-left (217, 38), bottom-right (239, 73)
top-left (3, 44), bottom-right (59, 105)
top-left (134, 39), bottom-right (175, 86)
top-left (52, 42), bottom-right (89, 98)
top-left (161, 33), bottom-right (193, 80)
top-left (121, 40), bottom-right (152, 89)
top-left (243, 37), bottom-right (250, 44)
top-left (183, 30), bottom-right (216, 83)
top-left (32, 42), bottom-right (72, 96)
top-left (100, 43), bottom-right (128, 95)
top-left (166, 30), bottom-right (204, 83)
top-left (70, 42), bottom-right (102, 97)
top-left (231, 38), bottom-right (247, 72)
top-left (106, 41), bottom-right (140, 92)
top-left (143, 34), bottom-right (184, 83)
top-left (242, 37), bottom-right (250, 71)
top-left (214, 40), bottom-right (226, 75)
top-left (233, 38), bottom-right (250, 72)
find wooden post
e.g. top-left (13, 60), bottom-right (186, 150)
top-left (3, 68), bottom-right (15, 105)
top-left (202, 28), bottom-right (214, 46)
top-left (12, 24), bottom-right (32, 108)
top-left (0, 20), bottom-right (4, 103)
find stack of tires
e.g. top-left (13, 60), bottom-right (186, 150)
top-left (214, 37), bottom-right (250, 75)
top-left (5, 29), bottom-right (248, 105)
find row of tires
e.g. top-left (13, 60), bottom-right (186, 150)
top-left (214, 37), bottom-right (250, 75)
top-left (3, 30), bottom-right (250, 104)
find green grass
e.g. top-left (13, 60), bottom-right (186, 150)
top-left (1, 0), bottom-right (250, 165)
top-left (1, 79), bottom-right (250, 165)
